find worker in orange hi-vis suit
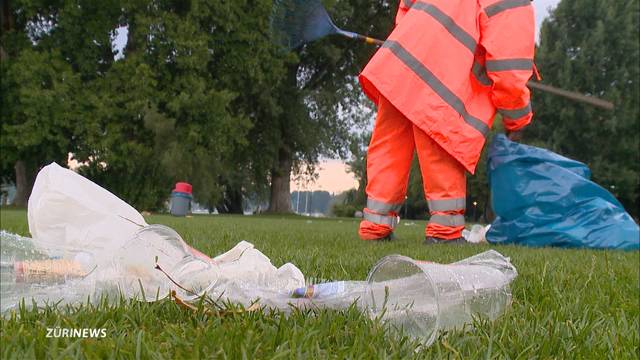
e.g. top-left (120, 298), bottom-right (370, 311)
top-left (358, 0), bottom-right (536, 243)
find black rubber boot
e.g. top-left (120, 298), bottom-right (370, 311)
top-left (424, 236), bottom-right (467, 245)
top-left (375, 233), bottom-right (395, 242)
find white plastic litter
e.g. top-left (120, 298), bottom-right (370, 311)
top-left (366, 250), bottom-right (516, 346)
top-left (28, 163), bottom-right (146, 254)
top-left (1, 163), bottom-right (305, 311)
top-left (462, 224), bottom-right (490, 243)
top-left (0, 230), bottom-right (98, 312)
top-left (1, 162), bottom-right (518, 347)
top-left (0, 228), bottom-right (305, 311)
top-left (206, 240), bottom-right (305, 307)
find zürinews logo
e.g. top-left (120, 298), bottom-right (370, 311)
top-left (46, 328), bottom-right (107, 338)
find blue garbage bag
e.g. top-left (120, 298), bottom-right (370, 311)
top-left (486, 134), bottom-right (639, 250)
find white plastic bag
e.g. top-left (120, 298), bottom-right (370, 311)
top-left (28, 163), bottom-right (147, 254)
top-left (207, 241), bottom-right (305, 306)
top-left (12, 162), bottom-right (305, 308)
top-left (462, 224), bottom-right (490, 244)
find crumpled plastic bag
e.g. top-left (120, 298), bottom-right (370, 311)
top-left (28, 162), bottom-right (146, 254)
top-left (208, 240), bottom-right (305, 306)
top-left (16, 162), bottom-right (305, 307)
top-left (487, 135), bottom-right (639, 250)
top-left (462, 224), bottom-right (490, 244)
top-left (213, 241), bottom-right (304, 288)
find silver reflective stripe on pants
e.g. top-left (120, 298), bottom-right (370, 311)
top-left (367, 198), bottom-right (403, 213)
top-left (427, 198), bottom-right (466, 212)
top-left (429, 214), bottom-right (465, 227)
top-left (364, 212), bottom-right (400, 228)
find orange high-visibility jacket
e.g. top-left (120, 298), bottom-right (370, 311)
top-left (360, 0), bottom-right (535, 173)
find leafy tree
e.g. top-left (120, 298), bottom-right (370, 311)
top-left (528, 0), bottom-right (639, 217)
top-left (0, 0), bottom-right (437, 216)
top-left (74, 58), bottom-right (171, 210)
top-left (76, 0), bottom-right (285, 211)
top-left (0, 0), bottom-right (95, 206)
top-left (200, 0), bottom-right (291, 213)
top-left (1, 48), bottom-right (81, 206)
top-left (264, 0), bottom-right (395, 212)
top-left (344, 130), bottom-right (371, 207)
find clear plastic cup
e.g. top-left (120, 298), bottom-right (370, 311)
top-left (114, 225), bottom-right (219, 301)
top-left (366, 250), bottom-right (516, 346)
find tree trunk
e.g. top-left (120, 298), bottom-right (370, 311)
top-left (13, 160), bottom-right (36, 207)
top-left (267, 147), bottom-right (292, 213)
top-left (216, 186), bottom-right (244, 214)
top-left (1, 0), bottom-right (12, 61)
top-left (1, 0), bottom-right (12, 33)
top-left (226, 187), bottom-right (244, 214)
top-left (124, 21), bottom-right (136, 56)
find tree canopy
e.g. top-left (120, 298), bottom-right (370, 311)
top-left (1, 0), bottom-right (393, 211)
top-left (1, 0), bottom-right (637, 219)
top-left (528, 0), bottom-right (639, 217)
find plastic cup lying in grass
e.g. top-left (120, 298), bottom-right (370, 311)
top-left (287, 250), bottom-right (517, 346)
top-left (366, 250), bottom-right (517, 346)
top-left (114, 224), bottom-right (219, 301)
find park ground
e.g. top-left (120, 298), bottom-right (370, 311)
top-left (0, 208), bottom-right (638, 359)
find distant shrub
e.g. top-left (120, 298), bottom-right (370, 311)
top-left (332, 203), bottom-right (358, 218)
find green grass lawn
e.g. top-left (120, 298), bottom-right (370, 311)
top-left (1, 208), bottom-right (638, 359)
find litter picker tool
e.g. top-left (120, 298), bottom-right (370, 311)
top-left (270, 0), bottom-right (383, 50)
top-left (269, 0), bottom-right (614, 110)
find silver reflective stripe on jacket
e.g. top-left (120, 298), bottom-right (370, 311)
top-left (485, 0), bottom-right (531, 18)
top-left (427, 198), bottom-right (466, 212)
top-left (486, 58), bottom-right (533, 72)
top-left (498, 102), bottom-right (531, 120)
top-left (412, 2), bottom-right (477, 53)
top-left (364, 212), bottom-right (400, 228)
top-left (472, 61), bottom-right (492, 86)
top-left (367, 198), bottom-right (403, 213)
top-left (382, 41), bottom-right (490, 136)
top-left (429, 214), bottom-right (465, 227)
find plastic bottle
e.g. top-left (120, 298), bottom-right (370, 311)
top-left (1, 226), bottom-right (219, 311)
top-left (0, 231), bottom-right (97, 312)
top-left (291, 281), bottom-right (362, 298)
top-left (290, 281), bottom-right (368, 308)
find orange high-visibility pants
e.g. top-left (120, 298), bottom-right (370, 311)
top-left (359, 96), bottom-right (466, 240)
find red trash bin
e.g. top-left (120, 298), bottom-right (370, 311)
top-left (170, 182), bottom-right (192, 216)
